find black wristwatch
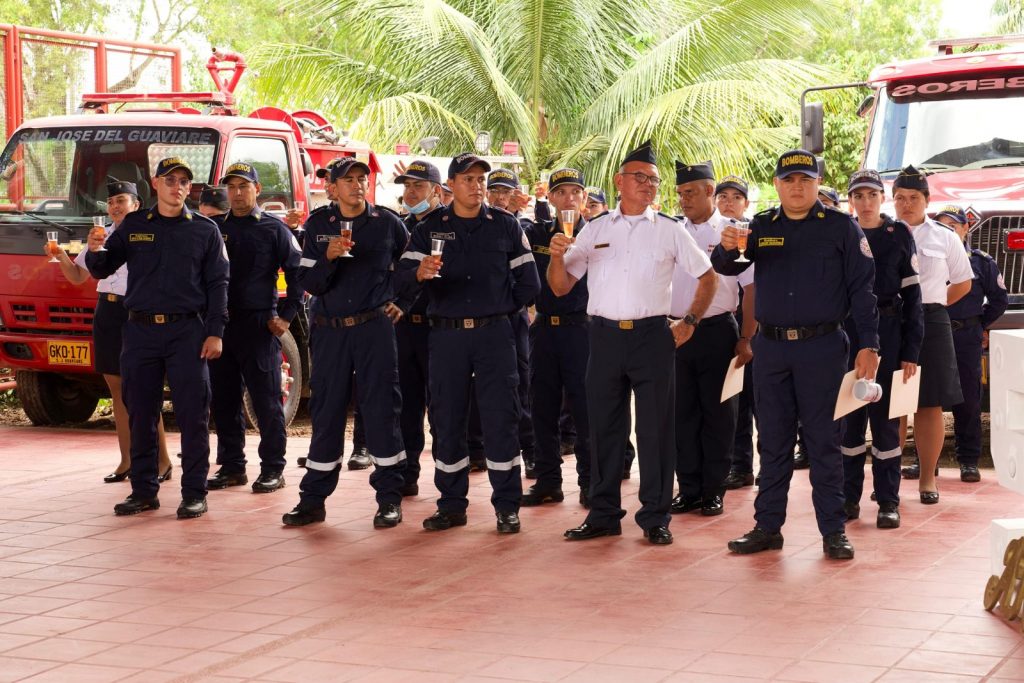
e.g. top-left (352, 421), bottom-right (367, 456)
top-left (682, 313), bottom-right (699, 326)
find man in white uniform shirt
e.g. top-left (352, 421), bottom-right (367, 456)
top-left (547, 141), bottom-right (717, 545)
top-left (669, 162), bottom-right (755, 518)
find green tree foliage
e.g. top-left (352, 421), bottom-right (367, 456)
top-left (993, 0), bottom-right (1024, 32)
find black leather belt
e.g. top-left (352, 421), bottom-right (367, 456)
top-left (128, 311), bottom-right (199, 324)
top-left (404, 313), bottom-right (429, 325)
top-left (314, 308), bottom-right (384, 328)
top-left (951, 316), bottom-right (981, 331)
top-left (592, 315), bottom-right (666, 331)
top-left (535, 312), bottom-right (590, 327)
top-left (99, 293), bottom-right (124, 304)
top-left (760, 321), bottom-right (840, 341)
top-left (923, 303), bottom-right (945, 312)
top-left (429, 314), bottom-right (508, 330)
top-left (877, 300), bottom-right (901, 317)
top-left (696, 312), bottom-right (734, 326)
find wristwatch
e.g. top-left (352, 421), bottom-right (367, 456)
top-left (682, 313), bottom-right (699, 326)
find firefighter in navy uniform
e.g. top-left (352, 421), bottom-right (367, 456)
top-left (206, 163), bottom-right (301, 494)
top-left (86, 157), bottom-right (229, 519)
top-left (841, 169), bottom-right (923, 529)
top-left (935, 205), bottom-right (1008, 483)
top-left (397, 152), bottom-right (541, 534)
top-left (520, 167), bottom-right (593, 507)
top-left (712, 149), bottom-right (879, 560)
top-left (281, 157), bottom-right (409, 529)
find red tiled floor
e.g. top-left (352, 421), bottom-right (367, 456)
top-left (1, 424), bottom-right (1024, 682)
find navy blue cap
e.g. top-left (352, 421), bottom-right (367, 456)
top-left (316, 158), bottom-right (343, 179)
top-left (675, 160), bottom-right (714, 185)
top-left (622, 140), bottom-right (656, 166)
top-left (448, 153), bottom-right (491, 178)
top-left (818, 186), bottom-right (840, 204)
top-left (220, 161), bottom-right (259, 184)
top-left (441, 183), bottom-right (452, 193)
top-left (586, 186), bottom-right (607, 204)
top-left (395, 160), bottom-right (441, 185)
top-left (105, 175), bottom-right (138, 198)
top-left (548, 167), bottom-right (585, 191)
top-left (154, 157), bottom-right (193, 179)
top-left (199, 185), bottom-right (228, 205)
top-left (775, 149), bottom-right (819, 179)
top-left (714, 175), bottom-right (748, 198)
top-left (847, 169), bottom-right (884, 193)
top-left (893, 165), bottom-right (929, 193)
top-left (935, 204), bottom-right (967, 224)
top-left (329, 157), bottom-right (372, 182)
top-left (487, 168), bottom-right (519, 189)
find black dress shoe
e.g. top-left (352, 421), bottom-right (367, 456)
top-left (496, 511), bottom-right (520, 534)
top-left (670, 494), bottom-right (703, 514)
top-left (347, 448), bottom-right (371, 470)
top-left (422, 510), bottom-right (468, 531)
top-left (469, 459), bottom-right (487, 473)
top-left (723, 471), bottom-right (754, 489)
top-left (207, 469), bottom-right (248, 490)
top-left (157, 466), bottom-right (173, 483)
top-left (399, 482), bottom-right (419, 497)
top-left (297, 456), bottom-right (307, 468)
top-left (282, 504), bottom-right (326, 526)
top-left (920, 490), bottom-right (939, 505)
top-left (701, 495), bottom-right (724, 516)
top-left (644, 526), bottom-right (673, 545)
top-left (252, 471), bottom-right (285, 493)
top-left (114, 495), bottom-right (159, 516)
top-left (728, 527), bottom-right (784, 554)
top-left (521, 485), bottom-right (564, 506)
top-left (579, 489), bottom-right (590, 509)
top-left (523, 459), bottom-right (537, 479)
top-left (564, 522), bottom-right (621, 541)
top-left (373, 503), bottom-right (402, 528)
top-left (793, 450), bottom-right (810, 469)
top-left (901, 461), bottom-right (920, 479)
top-left (877, 501), bottom-right (901, 529)
top-left (960, 464), bottom-right (981, 483)
top-left (104, 468), bottom-right (130, 483)
top-left (560, 441), bottom-right (575, 456)
top-left (823, 531), bottom-right (855, 559)
top-left (177, 498), bottom-right (208, 519)
top-left (843, 501), bottom-right (861, 520)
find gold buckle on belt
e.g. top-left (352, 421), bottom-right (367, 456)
top-left (106, 293), bottom-right (118, 302)
top-left (153, 314), bottom-right (166, 324)
top-left (550, 316), bottom-right (560, 326)
top-left (463, 318), bottom-right (475, 329)
top-left (619, 320), bottom-right (634, 330)
top-left (343, 316), bottom-right (356, 327)
top-left (786, 329), bottom-right (799, 341)
top-left (411, 314), bottom-right (424, 324)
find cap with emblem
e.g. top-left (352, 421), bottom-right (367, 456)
top-left (199, 185), bottom-right (229, 206)
top-left (316, 158), bottom-right (343, 179)
top-left (622, 140), bottom-right (656, 166)
top-left (586, 186), bottom-right (607, 204)
top-left (675, 160), bottom-right (715, 186)
top-left (155, 157), bottom-right (194, 180)
top-left (548, 167), bottom-right (585, 191)
top-left (847, 169), bottom-right (884, 193)
top-left (818, 186), bottom-right (840, 205)
top-left (219, 162), bottom-right (259, 184)
top-left (487, 168), bottom-right (518, 189)
top-left (329, 157), bottom-right (372, 182)
top-left (106, 175), bottom-right (138, 199)
top-left (714, 175), bottom-right (748, 198)
top-left (448, 152), bottom-right (492, 178)
top-left (935, 205), bottom-right (967, 224)
top-left (394, 160), bottom-right (441, 185)
top-left (774, 149), bottom-right (819, 179)
top-left (893, 165), bottom-right (929, 193)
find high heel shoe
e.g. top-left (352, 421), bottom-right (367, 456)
top-left (158, 466), bottom-right (173, 483)
top-left (920, 490), bottom-right (939, 505)
top-left (104, 468), bottom-right (130, 483)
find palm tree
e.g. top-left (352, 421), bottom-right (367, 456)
top-left (251, 0), bottom-right (833, 192)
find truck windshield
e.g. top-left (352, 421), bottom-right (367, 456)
top-left (865, 77), bottom-right (1024, 174)
top-left (0, 125), bottom-right (219, 220)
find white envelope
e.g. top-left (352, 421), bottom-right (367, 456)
top-left (888, 368), bottom-right (921, 419)
top-left (834, 369), bottom-right (869, 420)
top-left (720, 356), bottom-right (745, 402)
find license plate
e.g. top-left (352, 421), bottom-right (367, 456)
top-left (46, 340), bottom-right (92, 367)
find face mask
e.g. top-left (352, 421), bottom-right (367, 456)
top-left (403, 198), bottom-right (431, 215)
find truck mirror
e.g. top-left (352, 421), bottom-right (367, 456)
top-left (299, 149), bottom-right (314, 178)
top-left (856, 94), bottom-right (875, 119)
top-left (801, 101), bottom-right (824, 155)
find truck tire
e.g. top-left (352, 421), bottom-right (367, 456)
top-left (15, 371), bottom-right (100, 426)
top-left (243, 329), bottom-right (302, 429)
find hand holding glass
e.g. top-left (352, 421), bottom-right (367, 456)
top-left (429, 238), bottom-right (444, 279)
top-left (339, 221), bottom-right (354, 257)
top-left (46, 231), bottom-right (60, 262)
top-left (734, 222), bottom-right (750, 263)
top-left (91, 216), bottom-right (107, 251)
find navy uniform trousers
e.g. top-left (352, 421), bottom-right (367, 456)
top-left (842, 313), bottom-right (902, 505)
top-left (752, 329), bottom-right (848, 536)
top-left (732, 296), bottom-right (758, 474)
top-left (122, 317), bottom-right (211, 501)
top-left (429, 320), bottom-right (522, 514)
top-left (530, 320), bottom-right (590, 491)
top-left (586, 318), bottom-right (675, 530)
top-left (397, 316), bottom-right (432, 485)
top-left (675, 313), bottom-right (739, 499)
top-left (299, 317), bottom-right (406, 506)
top-left (951, 323), bottom-right (984, 466)
top-left (209, 310), bottom-right (287, 475)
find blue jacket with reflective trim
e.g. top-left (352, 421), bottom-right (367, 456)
top-left (86, 205), bottom-right (229, 338)
top-left (946, 245), bottom-right (1009, 329)
top-left (521, 216), bottom-right (588, 315)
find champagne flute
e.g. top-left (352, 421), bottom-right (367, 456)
top-left (294, 200), bottom-right (305, 213)
top-left (560, 209), bottom-right (577, 239)
top-left (46, 231), bottom-right (60, 262)
top-left (339, 220), bottom-right (354, 258)
top-left (734, 221), bottom-right (750, 263)
top-left (430, 238), bottom-right (444, 279)
top-left (91, 215), bottom-right (107, 251)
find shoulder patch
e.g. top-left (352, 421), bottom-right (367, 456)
top-left (860, 237), bottom-right (873, 258)
top-left (998, 273), bottom-right (1006, 289)
top-left (911, 253), bottom-right (919, 273)
top-left (972, 248), bottom-right (993, 260)
top-left (520, 231), bottom-right (530, 250)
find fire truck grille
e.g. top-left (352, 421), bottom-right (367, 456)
top-left (972, 215), bottom-right (1024, 297)
top-left (0, 302), bottom-right (93, 335)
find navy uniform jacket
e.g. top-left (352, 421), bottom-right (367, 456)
top-left (521, 216), bottom-right (588, 315)
top-left (397, 205), bottom-right (541, 318)
top-left (86, 205), bottom-right (229, 338)
top-left (857, 214), bottom-right (924, 363)
top-left (711, 201), bottom-right (879, 349)
top-left (298, 202), bottom-right (409, 317)
top-left (216, 208), bottom-right (302, 321)
top-left (402, 208), bottom-right (442, 317)
top-left (946, 245), bottom-right (1009, 328)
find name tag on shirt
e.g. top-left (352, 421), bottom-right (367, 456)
top-left (316, 234), bottom-right (334, 243)
top-left (533, 245), bottom-right (551, 255)
top-left (430, 232), bottom-right (456, 240)
top-left (759, 237), bottom-right (784, 247)
top-left (594, 243), bottom-right (610, 249)
top-left (130, 233), bottom-right (155, 242)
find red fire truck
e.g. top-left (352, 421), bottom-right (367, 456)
top-left (801, 34), bottom-right (1024, 330)
top-left (0, 25), bottom-right (380, 425)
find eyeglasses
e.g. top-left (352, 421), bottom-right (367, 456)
top-left (160, 176), bottom-right (191, 188)
top-left (621, 172), bottom-right (662, 187)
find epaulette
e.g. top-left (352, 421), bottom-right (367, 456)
top-left (309, 203), bottom-right (332, 215)
top-left (590, 210), bottom-right (609, 220)
top-left (657, 211), bottom-right (681, 222)
top-left (375, 205), bottom-right (402, 218)
top-left (755, 206), bottom-right (778, 222)
top-left (971, 248), bottom-right (993, 260)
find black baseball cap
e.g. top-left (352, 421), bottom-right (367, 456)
top-left (394, 160), bottom-right (441, 185)
top-left (775, 149), bottom-right (819, 179)
top-left (714, 175), bottom-right (748, 198)
top-left (586, 186), bottom-right (607, 203)
top-left (329, 157), bottom-right (372, 182)
top-left (448, 152), bottom-right (491, 178)
top-left (316, 158), bottom-right (343, 179)
top-left (818, 186), bottom-right (840, 204)
top-left (548, 168), bottom-right (585, 191)
top-left (487, 168), bottom-right (518, 189)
